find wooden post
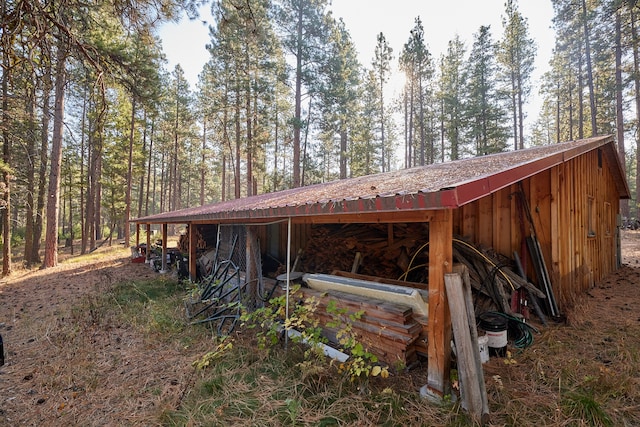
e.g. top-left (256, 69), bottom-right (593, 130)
top-left (135, 223), bottom-right (140, 248)
top-left (161, 223), bottom-right (168, 272)
top-left (189, 223), bottom-right (197, 281)
top-left (246, 225), bottom-right (259, 308)
top-left (145, 223), bottom-right (151, 262)
top-left (426, 209), bottom-right (453, 398)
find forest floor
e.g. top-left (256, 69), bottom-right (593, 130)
top-left (0, 233), bottom-right (639, 426)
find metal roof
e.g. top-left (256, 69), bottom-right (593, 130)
top-left (133, 136), bottom-right (629, 225)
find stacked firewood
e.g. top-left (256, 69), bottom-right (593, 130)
top-left (300, 223), bottom-right (429, 280)
top-left (177, 226), bottom-right (218, 253)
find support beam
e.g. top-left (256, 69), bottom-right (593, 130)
top-left (189, 223), bottom-right (197, 281)
top-left (426, 209), bottom-right (453, 398)
top-left (135, 223), bottom-right (140, 247)
top-left (246, 226), bottom-right (259, 308)
top-left (145, 223), bottom-right (151, 262)
top-left (161, 223), bottom-right (168, 272)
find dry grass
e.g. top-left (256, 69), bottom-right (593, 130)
top-left (2, 234), bottom-right (640, 425)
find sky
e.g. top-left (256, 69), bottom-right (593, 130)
top-left (158, 0), bottom-right (555, 122)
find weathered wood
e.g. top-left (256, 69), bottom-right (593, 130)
top-left (445, 273), bottom-right (485, 422)
top-left (161, 223), bottom-right (168, 272)
top-left (458, 267), bottom-right (490, 422)
top-left (246, 226), bottom-right (259, 307)
top-left (145, 223), bottom-right (151, 262)
top-left (273, 284), bottom-right (420, 365)
top-left (189, 224), bottom-right (197, 281)
top-left (427, 209), bottom-right (453, 397)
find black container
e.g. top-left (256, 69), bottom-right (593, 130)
top-left (478, 312), bottom-right (508, 357)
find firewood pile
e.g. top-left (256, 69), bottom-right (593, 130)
top-left (177, 226), bottom-right (218, 253)
top-left (299, 223), bottom-right (429, 281)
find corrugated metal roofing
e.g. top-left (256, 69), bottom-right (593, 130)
top-left (133, 136), bottom-right (629, 224)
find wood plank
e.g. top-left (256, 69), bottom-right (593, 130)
top-left (458, 268), bottom-right (490, 421)
top-left (445, 273), bottom-right (484, 421)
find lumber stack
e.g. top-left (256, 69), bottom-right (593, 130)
top-left (273, 284), bottom-right (423, 367)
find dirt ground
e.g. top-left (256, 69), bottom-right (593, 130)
top-left (1, 232), bottom-right (640, 426)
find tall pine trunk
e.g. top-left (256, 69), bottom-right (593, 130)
top-left (615, 9), bottom-right (629, 218)
top-left (138, 110), bottom-right (147, 217)
top-left (43, 42), bottom-right (68, 268)
top-left (124, 97), bottom-right (135, 247)
top-left (200, 118), bottom-right (206, 206)
top-left (293, 4), bottom-right (303, 187)
top-left (24, 80), bottom-right (36, 265)
top-left (631, 7), bottom-right (640, 219)
top-left (581, 0), bottom-right (597, 136)
top-left (1, 18), bottom-right (11, 275)
top-left (32, 72), bottom-right (51, 263)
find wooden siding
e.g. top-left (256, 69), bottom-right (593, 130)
top-left (454, 148), bottom-right (621, 311)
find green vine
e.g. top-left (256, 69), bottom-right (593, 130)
top-left (241, 286), bottom-right (388, 384)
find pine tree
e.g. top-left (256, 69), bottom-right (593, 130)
top-left (498, 0), bottom-right (536, 150)
top-left (275, 0), bottom-right (329, 187)
top-left (399, 17), bottom-right (434, 166)
top-left (439, 36), bottom-right (467, 161)
top-left (316, 16), bottom-right (361, 179)
top-left (371, 32), bottom-right (394, 171)
top-left (466, 25), bottom-right (509, 156)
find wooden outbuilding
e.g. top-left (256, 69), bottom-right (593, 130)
top-left (132, 135), bottom-right (629, 398)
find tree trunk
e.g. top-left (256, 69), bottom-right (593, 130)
top-left (631, 7), bottom-right (640, 219)
top-left (293, 4), bottom-right (303, 188)
top-left (172, 93), bottom-right (179, 211)
top-left (1, 22), bottom-right (11, 275)
top-left (67, 166), bottom-right (73, 255)
top-left (581, 0), bottom-right (597, 136)
top-left (94, 140), bottom-right (102, 242)
top-left (138, 110), bottom-right (147, 217)
top-left (578, 51), bottom-right (584, 139)
top-left (234, 83), bottom-right (241, 199)
top-left (615, 9), bottom-right (629, 218)
top-left (24, 81), bottom-right (36, 265)
top-left (419, 73), bottom-right (425, 166)
top-left (517, 70), bottom-right (525, 150)
top-left (246, 80), bottom-right (253, 197)
top-left (79, 81), bottom-right (88, 254)
top-left (511, 69), bottom-right (518, 150)
top-left (380, 63), bottom-right (386, 172)
top-left (124, 97), bottom-right (135, 247)
top-left (43, 43), bottom-right (68, 268)
top-left (33, 72), bottom-right (51, 263)
top-left (273, 99), bottom-right (279, 190)
top-left (339, 123), bottom-right (347, 179)
top-left (145, 119), bottom-right (154, 216)
top-left (200, 118), bottom-right (206, 206)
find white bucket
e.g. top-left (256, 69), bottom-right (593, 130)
top-left (486, 329), bottom-right (507, 349)
top-left (477, 335), bottom-right (489, 363)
